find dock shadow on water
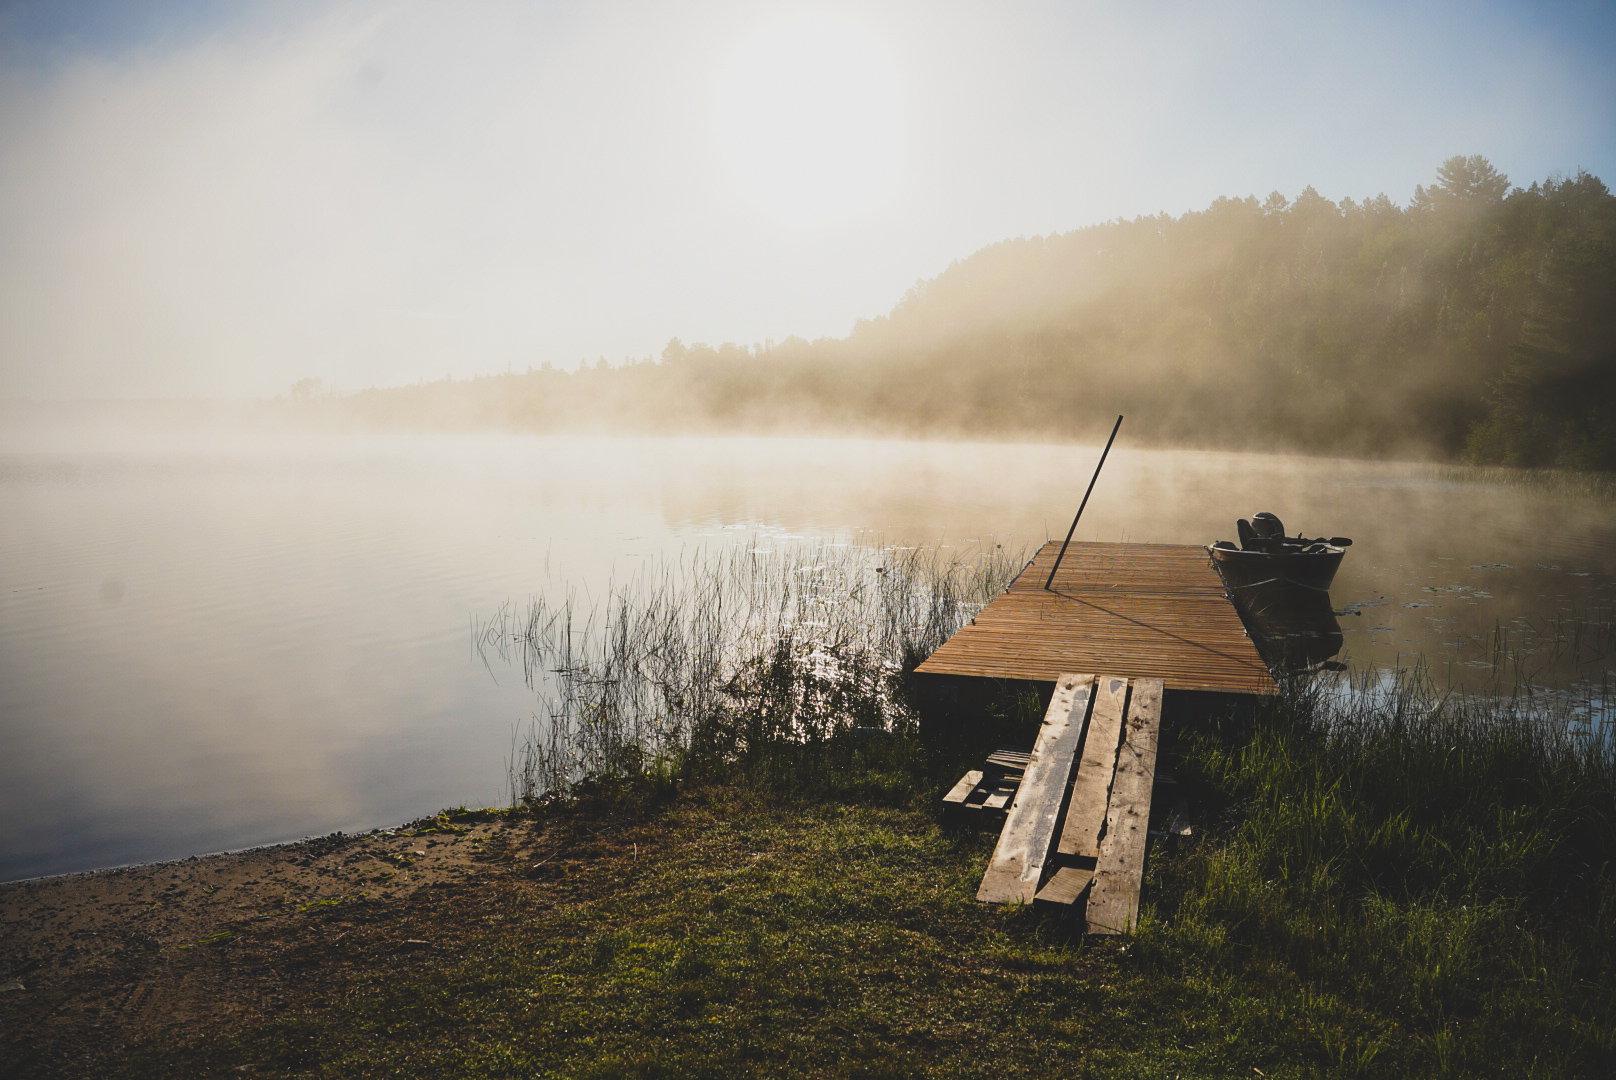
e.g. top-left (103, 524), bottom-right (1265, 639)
top-left (474, 540), bottom-right (1026, 802)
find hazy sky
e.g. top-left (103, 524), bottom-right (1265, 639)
top-left (2, 0), bottom-right (1613, 399)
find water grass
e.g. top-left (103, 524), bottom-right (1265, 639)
top-left (1423, 461), bottom-right (1616, 501)
top-left (1426, 604), bottom-right (1616, 738)
top-left (475, 540), bottom-right (1028, 804)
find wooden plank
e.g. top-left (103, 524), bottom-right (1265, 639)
top-left (915, 541), bottom-right (1277, 695)
top-left (977, 674), bottom-right (1094, 904)
top-left (1057, 675), bottom-right (1130, 859)
top-left (1086, 678), bottom-right (1165, 935)
top-left (1033, 865), bottom-right (1094, 906)
top-left (942, 770), bottom-right (984, 806)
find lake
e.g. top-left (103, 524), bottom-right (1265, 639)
top-left (3, 416), bottom-right (1613, 881)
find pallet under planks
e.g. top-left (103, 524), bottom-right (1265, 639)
top-left (975, 672), bottom-right (1165, 935)
top-left (940, 748), bottom-right (1030, 826)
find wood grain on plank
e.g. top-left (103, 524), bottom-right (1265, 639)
top-left (1086, 678), bottom-right (1165, 935)
top-left (976, 674), bottom-right (1094, 904)
top-left (1057, 675), bottom-right (1130, 859)
top-left (916, 542), bottom-right (1276, 695)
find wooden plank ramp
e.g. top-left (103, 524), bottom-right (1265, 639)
top-left (968, 673), bottom-right (1166, 929)
top-left (1086, 679), bottom-right (1164, 934)
top-left (1057, 675), bottom-right (1130, 860)
top-left (975, 675), bottom-right (1093, 904)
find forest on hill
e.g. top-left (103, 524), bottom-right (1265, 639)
top-left (325, 157), bottom-right (1616, 468)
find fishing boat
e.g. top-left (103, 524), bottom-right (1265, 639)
top-left (1208, 511), bottom-right (1351, 593)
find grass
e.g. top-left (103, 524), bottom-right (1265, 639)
top-left (77, 545), bottom-right (1616, 1078)
top-left (1150, 672), bottom-right (1616, 1077)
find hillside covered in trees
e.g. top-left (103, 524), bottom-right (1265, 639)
top-left (326, 157), bottom-right (1616, 468)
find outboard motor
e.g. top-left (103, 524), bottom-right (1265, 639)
top-left (1238, 512), bottom-right (1288, 551)
top-left (1250, 511), bottom-right (1286, 539)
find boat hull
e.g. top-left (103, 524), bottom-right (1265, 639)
top-left (1208, 544), bottom-right (1345, 593)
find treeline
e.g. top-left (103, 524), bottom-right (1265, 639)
top-left (320, 157), bottom-right (1616, 467)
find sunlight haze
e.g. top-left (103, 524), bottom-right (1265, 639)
top-left (717, 12), bottom-right (903, 229)
top-left (0, 0), bottom-right (1612, 398)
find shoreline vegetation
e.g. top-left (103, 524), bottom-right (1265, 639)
top-left (268, 156), bottom-right (1616, 473)
top-left (4, 545), bottom-right (1613, 1077)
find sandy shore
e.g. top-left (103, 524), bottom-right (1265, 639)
top-left (0, 811), bottom-right (555, 1074)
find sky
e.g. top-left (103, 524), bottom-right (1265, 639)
top-left (0, 0), bottom-right (1613, 400)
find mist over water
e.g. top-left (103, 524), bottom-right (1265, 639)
top-left (2, 416), bottom-right (1613, 881)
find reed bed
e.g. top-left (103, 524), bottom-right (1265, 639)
top-left (1426, 462), bottom-right (1616, 501)
top-left (475, 540), bottom-right (1025, 804)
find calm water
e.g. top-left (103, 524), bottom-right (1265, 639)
top-left (3, 419), bottom-right (1614, 880)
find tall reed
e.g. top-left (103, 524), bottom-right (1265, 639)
top-left (475, 540), bottom-right (1024, 804)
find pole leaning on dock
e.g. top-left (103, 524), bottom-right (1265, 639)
top-left (1045, 414), bottom-right (1123, 591)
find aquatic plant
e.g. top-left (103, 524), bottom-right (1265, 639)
top-left (476, 540), bottom-right (1025, 803)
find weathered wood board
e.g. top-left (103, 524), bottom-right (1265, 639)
top-left (942, 770), bottom-right (984, 807)
top-left (941, 770), bottom-right (1026, 828)
top-left (1057, 675), bottom-right (1130, 859)
top-left (976, 674), bottom-right (1093, 904)
top-left (1086, 678), bottom-right (1165, 935)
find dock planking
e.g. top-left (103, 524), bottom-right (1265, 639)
top-left (976, 674), bottom-right (1093, 904)
top-left (931, 542), bottom-right (1247, 920)
top-left (1086, 678), bottom-right (1165, 935)
top-left (916, 542), bottom-right (1275, 696)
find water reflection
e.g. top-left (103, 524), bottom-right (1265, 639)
top-left (1229, 580), bottom-right (1347, 675)
top-left (2, 416), bottom-right (1614, 879)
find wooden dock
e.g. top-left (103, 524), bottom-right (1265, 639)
top-left (917, 541), bottom-right (1275, 696)
top-left (926, 542), bottom-right (1277, 927)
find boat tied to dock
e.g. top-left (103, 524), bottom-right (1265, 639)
top-left (1209, 511), bottom-right (1352, 593)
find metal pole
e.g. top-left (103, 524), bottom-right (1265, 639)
top-left (1045, 414), bottom-right (1123, 590)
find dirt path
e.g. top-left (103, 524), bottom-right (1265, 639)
top-left (0, 809), bottom-right (596, 1076)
